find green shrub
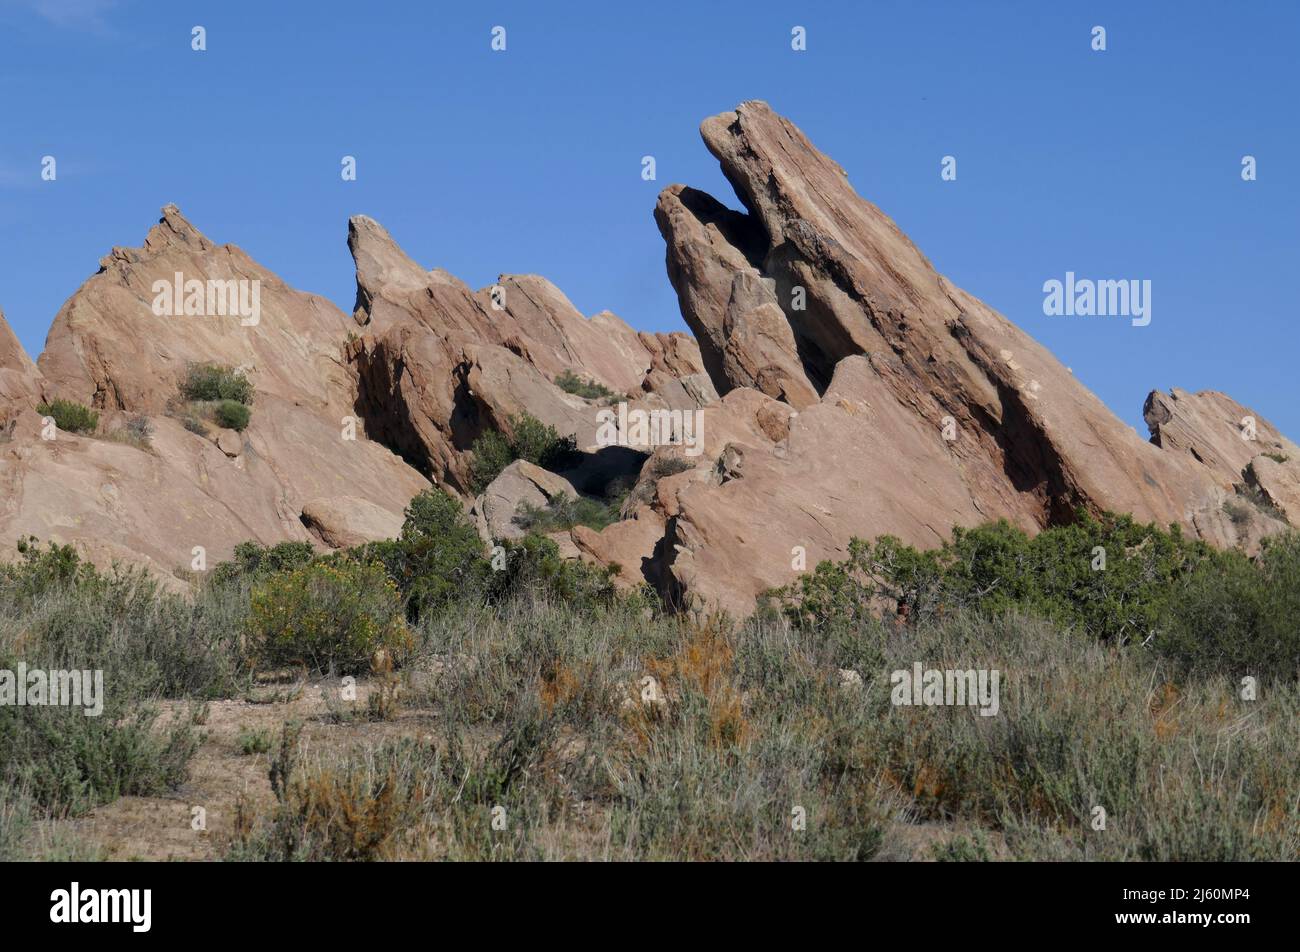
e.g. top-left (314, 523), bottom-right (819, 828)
top-left (774, 513), bottom-right (1216, 646)
top-left (1157, 532), bottom-right (1300, 679)
top-left (36, 399), bottom-right (98, 435)
top-left (215, 399), bottom-right (251, 431)
top-left (0, 788), bottom-right (33, 860)
top-left (248, 560), bottom-right (412, 674)
top-left (0, 695), bottom-right (198, 818)
top-left (210, 541), bottom-right (317, 589)
top-left (237, 728), bottom-right (273, 755)
top-left (181, 363), bottom-right (255, 405)
top-left (469, 414), bottom-right (578, 492)
top-left (770, 512), bottom-right (1300, 682)
top-left (482, 533), bottom-right (620, 610)
top-left (1, 537), bottom-right (86, 597)
top-left (349, 488), bottom-right (486, 620)
top-left (2, 538), bottom-right (251, 699)
top-left (515, 493), bottom-right (622, 533)
top-left (555, 369), bottom-right (620, 402)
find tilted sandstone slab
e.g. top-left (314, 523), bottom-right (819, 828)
top-left (1248, 455), bottom-right (1300, 524)
top-left (301, 495), bottom-right (405, 549)
top-left (634, 101), bottom-right (1289, 615)
top-left (656, 185), bottom-right (819, 408)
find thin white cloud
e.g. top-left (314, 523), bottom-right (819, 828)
top-left (2, 0), bottom-right (121, 31)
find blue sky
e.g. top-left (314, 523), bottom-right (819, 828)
top-left (1, 0), bottom-right (1296, 434)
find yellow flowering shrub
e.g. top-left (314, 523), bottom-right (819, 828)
top-left (249, 561), bottom-right (412, 674)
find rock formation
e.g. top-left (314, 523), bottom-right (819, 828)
top-left (1, 102), bottom-right (1296, 616)
top-left (346, 214), bottom-right (713, 494)
top-left (1, 207), bottom-right (428, 577)
top-left (600, 101), bottom-right (1294, 614)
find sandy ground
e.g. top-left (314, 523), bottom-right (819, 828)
top-left (46, 677), bottom-right (438, 861)
top-left (37, 674), bottom-right (998, 862)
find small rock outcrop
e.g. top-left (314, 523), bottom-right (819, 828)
top-left (471, 459), bottom-right (580, 543)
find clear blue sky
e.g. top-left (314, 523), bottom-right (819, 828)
top-left (2, 0), bottom-right (1296, 435)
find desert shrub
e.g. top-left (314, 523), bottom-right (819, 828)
top-left (349, 488), bottom-right (486, 620)
top-left (118, 414), bottom-right (154, 448)
top-left (304, 601), bottom-right (894, 860)
top-left (209, 540), bottom-right (317, 589)
top-left (1223, 498), bottom-right (1253, 530)
top-left (774, 513), bottom-right (1217, 646)
top-left (36, 399), bottom-right (98, 434)
top-left (181, 363), bottom-right (255, 405)
top-left (467, 430), bottom-right (513, 493)
top-left (651, 455), bottom-right (695, 479)
top-left (829, 609), bottom-right (1300, 860)
top-left (481, 533), bottom-right (621, 611)
top-left (0, 689), bottom-right (198, 818)
top-left (469, 413), bottom-right (578, 492)
top-left (509, 413), bottom-right (577, 469)
top-left (231, 595), bottom-right (1300, 861)
top-left (0, 537), bottom-right (86, 597)
top-left (106, 414), bottom-right (155, 451)
top-left (1, 539), bottom-right (250, 699)
top-left (230, 727), bottom-right (441, 861)
top-left (555, 369), bottom-right (619, 402)
top-left (127, 414), bottom-right (153, 440)
top-left (215, 399), bottom-right (251, 431)
top-left (248, 560), bottom-right (412, 674)
top-left (183, 415), bottom-right (208, 436)
top-left (931, 832), bottom-right (994, 861)
top-left (1157, 531), bottom-right (1300, 679)
top-left (237, 728), bottom-right (273, 755)
top-left (0, 788), bottom-right (33, 860)
top-left (515, 492), bottom-right (622, 533)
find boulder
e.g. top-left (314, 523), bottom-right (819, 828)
top-left (1144, 388), bottom-right (1300, 488)
top-left (301, 496), bottom-right (404, 548)
top-left (471, 459), bottom-right (580, 543)
top-left (1247, 454), bottom-right (1300, 524)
